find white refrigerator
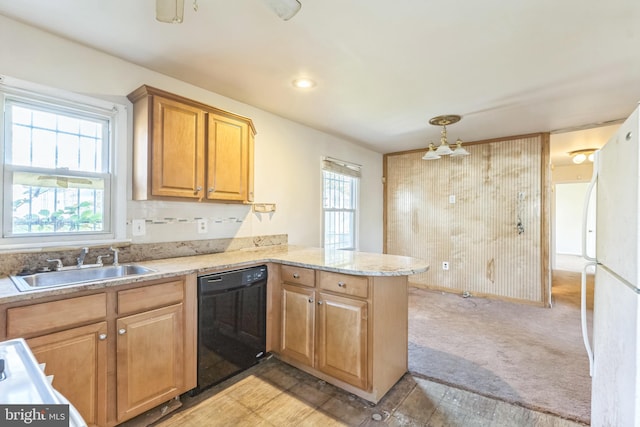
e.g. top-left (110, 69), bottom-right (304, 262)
top-left (582, 105), bottom-right (640, 427)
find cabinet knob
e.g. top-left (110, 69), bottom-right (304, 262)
top-left (293, 273), bottom-right (300, 279)
top-left (118, 328), bottom-right (127, 335)
top-left (208, 187), bottom-right (214, 193)
top-left (195, 186), bottom-right (203, 193)
top-left (317, 301), bottom-right (323, 305)
top-left (337, 281), bottom-right (346, 288)
top-left (308, 298), bottom-right (314, 303)
top-left (98, 333), bottom-right (107, 341)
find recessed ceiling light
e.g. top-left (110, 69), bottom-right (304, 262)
top-left (292, 78), bottom-right (316, 89)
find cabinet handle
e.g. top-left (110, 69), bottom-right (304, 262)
top-left (293, 273), bottom-right (300, 279)
top-left (308, 298), bottom-right (314, 303)
top-left (118, 328), bottom-right (127, 335)
top-left (194, 186), bottom-right (203, 194)
top-left (98, 334), bottom-right (107, 341)
top-left (208, 187), bottom-right (214, 193)
top-left (317, 301), bottom-right (323, 305)
top-left (337, 281), bottom-right (346, 288)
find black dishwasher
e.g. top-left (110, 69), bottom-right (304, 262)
top-left (194, 265), bottom-right (267, 394)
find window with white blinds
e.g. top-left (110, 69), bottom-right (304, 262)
top-left (0, 76), bottom-right (126, 246)
top-left (322, 157), bottom-right (360, 251)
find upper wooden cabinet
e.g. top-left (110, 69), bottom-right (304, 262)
top-left (150, 95), bottom-right (205, 199)
top-left (128, 85), bottom-right (256, 203)
top-left (207, 112), bottom-right (251, 202)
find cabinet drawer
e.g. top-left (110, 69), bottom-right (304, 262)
top-left (7, 294), bottom-right (107, 338)
top-left (319, 271), bottom-right (369, 298)
top-left (117, 279), bottom-right (184, 315)
top-left (280, 265), bottom-right (315, 287)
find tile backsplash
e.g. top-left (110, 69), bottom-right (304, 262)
top-left (0, 234), bottom-right (287, 277)
top-left (127, 200), bottom-right (256, 244)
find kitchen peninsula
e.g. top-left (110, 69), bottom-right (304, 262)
top-left (0, 244), bottom-right (428, 426)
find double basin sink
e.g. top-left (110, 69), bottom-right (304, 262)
top-left (10, 265), bottom-right (155, 292)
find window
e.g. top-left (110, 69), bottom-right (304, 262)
top-left (0, 77), bottom-right (126, 246)
top-left (322, 158), bottom-right (360, 250)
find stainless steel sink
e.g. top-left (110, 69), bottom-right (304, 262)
top-left (10, 265), bottom-right (156, 292)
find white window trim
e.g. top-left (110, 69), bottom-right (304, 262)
top-left (0, 75), bottom-right (127, 250)
top-left (321, 157), bottom-right (361, 251)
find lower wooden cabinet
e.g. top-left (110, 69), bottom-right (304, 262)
top-left (279, 271), bottom-right (370, 391)
top-left (280, 283), bottom-right (315, 366)
top-left (275, 267), bottom-right (408, 403)
top-left (27, 322), bottom-right (108, 427)
top-left (316, 292), bottom-right (368, 389)
top-left (116, 304), bottom-right (184, 422)
top-left (2, 275), bottom-right (196, 427)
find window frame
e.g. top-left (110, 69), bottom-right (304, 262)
top-left (0, 76), bottom-right (127, 248)
top-left (321, 157), bottom-right (361, 251)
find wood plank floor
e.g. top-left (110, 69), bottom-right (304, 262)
top-left (150, 357), bottom-right (586, 427)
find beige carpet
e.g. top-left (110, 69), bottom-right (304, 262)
top-left (407, 270), bottom-right (593, 425)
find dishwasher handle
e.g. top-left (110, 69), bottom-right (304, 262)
top-left (198, 266), bottom-right (268, 295)
top-left (198, 276), bottom-right (266, 295)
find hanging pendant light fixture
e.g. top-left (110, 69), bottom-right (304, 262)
top-left (450, 139), bottom-right (470, 157)
top-left (422, 115), bottom-right (470, 160)
top-left (422, 143), bottom-right (441, 160)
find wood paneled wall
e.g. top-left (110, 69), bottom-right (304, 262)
top-left (384, 134), bottom-right (550, 305)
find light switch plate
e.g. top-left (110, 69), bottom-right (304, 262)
top-left (132, 219), bottom-right (145, 236)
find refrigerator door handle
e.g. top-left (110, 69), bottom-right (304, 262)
top-left (581, 261), bottom-right (596, 376)
top-left (581, 152), bottom-right (598, 262)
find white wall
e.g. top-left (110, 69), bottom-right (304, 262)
top-left (0, 16), bottom-right (383, 252)
top-left (555, 182), bottom-right (590, 255)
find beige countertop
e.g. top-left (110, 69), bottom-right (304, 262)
top-left (0, 245), bottom-right (429, 304)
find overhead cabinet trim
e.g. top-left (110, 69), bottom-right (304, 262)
top-left (127, 85), bottom-right (256, 134)
top-left (128, 85), bottom-right (256, 203)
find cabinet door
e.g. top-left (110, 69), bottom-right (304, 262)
top-left (280, 284), bottom-right (315, 366)
top-left (27, 322), bottom-right (108, 427)
top-left (116, 304), bottom-right (184, 422)
top-left (206, 113), bottom-right (249, 201)
top-left (151, 95), bottom-right (205, 199)
top-left (317, 292), bottom-right (368, 390)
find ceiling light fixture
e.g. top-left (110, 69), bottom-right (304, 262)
top-left (264, 0), bottom-right (302, 20)
top-left (292, 78), bottom-right (316, 89)
top-left (155, 0), bottom-right (301, 23)
top-left (156, 0), bottom-right (186, 23)
top-left (569, 148), bottom-right (597, 164)
top-left (422, 115), bottom-right (470, 161)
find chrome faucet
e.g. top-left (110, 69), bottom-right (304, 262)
top-left (77, 247), bottom-right (89, 267)
top-left (46, 258), bottom-right (64, 271)
top-left (109, 247), bottom-right (119, 266)
top-left (96, 254), bottom-right (111, 266)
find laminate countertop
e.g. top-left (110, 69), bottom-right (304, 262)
top-left (0, 245), bottom-right (429, 304)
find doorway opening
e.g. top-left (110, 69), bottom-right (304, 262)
top-left (553, 182), bottom-right (595, 273)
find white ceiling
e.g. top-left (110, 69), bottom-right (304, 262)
top-left (0, 0), bottom-right (638, 163)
